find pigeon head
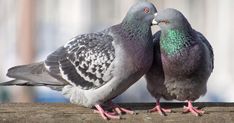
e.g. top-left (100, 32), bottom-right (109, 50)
top-left (154, 8), bottom-right (191, 30)
top-left (123, 2), bottom-right (158, 26)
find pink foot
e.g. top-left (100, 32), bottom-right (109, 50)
top-left (94, 104), bottom-right (121, 120)
top-left (183, 101), bottom-right (205, 116)
top-left (109, 101), bottom-right (135, 115)
top-left (149, 99), bottom-right (171, 116)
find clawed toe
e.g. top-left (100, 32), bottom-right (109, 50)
top-left (149, 99), bottom-right (171, 116)
top-left (149, 105), bottom-right (171, 116)
top-left (109, 101), bottom-right (134, 115)
top-left (95, 104), bottom-right (121, 120)
top-left (183, 101), bottom-right (205, 116)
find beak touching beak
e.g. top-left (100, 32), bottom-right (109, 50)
top-left (152, 13), bottom-right (158, 25)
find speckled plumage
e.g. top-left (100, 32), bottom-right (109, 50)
top-left (45, 32), bottom-right (115, 90)
top-left (145, 8), bottom-right (213, 111)
top-left (3, 2), bottom-right (157, 110)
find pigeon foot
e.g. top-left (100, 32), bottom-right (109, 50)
top-left (94, 104), bottom-right (121, 120)
top-left (183, 101), bottom-right (205, 116)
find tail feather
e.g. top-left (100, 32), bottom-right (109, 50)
top-left (0, 80), bottom-right (29, 86)
top-left (0, 79), bottom-right (64, 86)
top-left (3, 62), bottom-right (67, 86)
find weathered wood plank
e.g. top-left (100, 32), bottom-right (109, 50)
top-left (0, 103), bottom-right (233, 123)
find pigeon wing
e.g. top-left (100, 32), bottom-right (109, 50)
top-left (196, 31), bottom-right (214, 70)
top-left (45, 32), bottom-right (115, 90)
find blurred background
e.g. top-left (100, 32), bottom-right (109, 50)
top-left (0, 0), bottom-right (233, 103)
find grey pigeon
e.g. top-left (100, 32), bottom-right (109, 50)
top-left (145, 8), bottom-right (214, 116)
top-left (2, 2), bottom-right (158, 120)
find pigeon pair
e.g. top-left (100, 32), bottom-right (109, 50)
top-left (2, 1), bottom-right (213, 120)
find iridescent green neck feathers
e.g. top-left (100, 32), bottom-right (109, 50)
top-left (160, 29), bottom-right (190, 56)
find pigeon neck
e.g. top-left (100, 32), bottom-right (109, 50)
top-left (160, 28), bottom-right (194, 56)
top-left (121, 20), bottom-right (151, 40)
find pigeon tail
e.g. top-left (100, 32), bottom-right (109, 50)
top-left (3, 62), bottom-right (67, 86)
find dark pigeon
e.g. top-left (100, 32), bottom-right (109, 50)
top-left (2, 1), bottom-right (158, 120)
top-left (145, 8), bottom-right (214, 116)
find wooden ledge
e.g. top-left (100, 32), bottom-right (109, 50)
top-left (0, 103), bottom-right (233, 123)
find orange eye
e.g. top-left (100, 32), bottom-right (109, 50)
top-left (144, 7), bottom-right (150, 13)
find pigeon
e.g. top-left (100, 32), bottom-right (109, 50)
top-left (2, 1), bottom-right (158, 120)
top-left (145, 8), bottom-right (214, 116)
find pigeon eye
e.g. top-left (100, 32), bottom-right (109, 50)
top-left (144, 7), bottom-right (150, 13)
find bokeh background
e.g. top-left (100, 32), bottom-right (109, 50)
top-left (0, 0), bottom-right (233, 103)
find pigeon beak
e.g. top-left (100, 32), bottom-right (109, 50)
top-left (152, 13), bottom-right (158, 25)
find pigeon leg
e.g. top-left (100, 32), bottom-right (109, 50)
top-left (109, 101), bottom-right (135, 115)
top-left (94, 104), bottom-right (121, 120)
top-left (149, 98), bottom-right (171, 116)
top-left (183, 100), bottom-right (205, 116)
